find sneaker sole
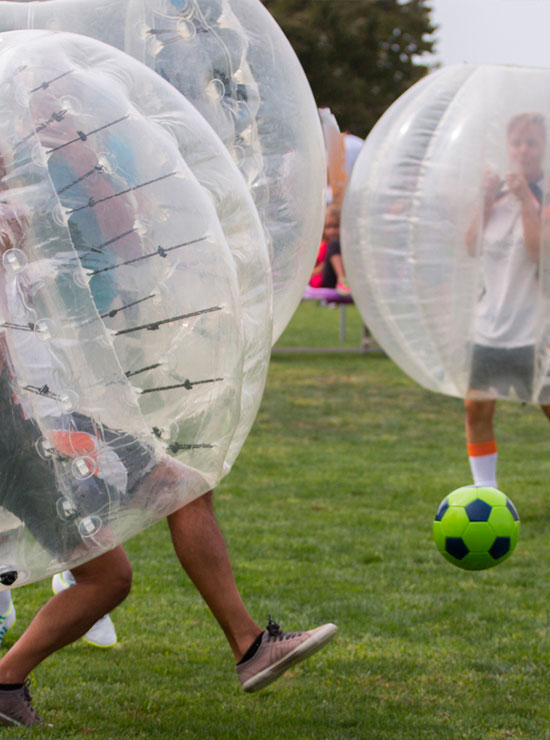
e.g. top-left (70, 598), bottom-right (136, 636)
top-left (241, 623), bottom-right (338, 693)
top-left (83, 636), bottom-right (117, 649)
top-left (0, 710), bottom-right (45, 728)
top-left (0, 710), bottom-right (24, 727)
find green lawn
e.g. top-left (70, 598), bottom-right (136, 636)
top-left (6, 301), bottom-right (550, 739)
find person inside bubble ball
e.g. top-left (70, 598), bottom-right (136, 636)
top-left (464, 112), bottom-right (550, 488)
top-left (0, 154), bottom-right (337, 727)
top-left (0, 158), bottom-right (136, 722)
top-left (309, 204), bottom-right (351, 296)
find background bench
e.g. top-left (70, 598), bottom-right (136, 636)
top-left (302, 285), bottom-right (354, 342)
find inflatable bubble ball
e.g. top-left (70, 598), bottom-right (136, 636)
top-left (342, 64), bottom-right (550, 404)
top-left (0, 0), bottom-right (326, 342)
top-left (0, 29), bottom-right (271, 587)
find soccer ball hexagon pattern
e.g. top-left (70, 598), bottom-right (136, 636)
top-left (433, 486), bottom-right (520, 571)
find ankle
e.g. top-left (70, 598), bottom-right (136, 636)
top-left (232, 628), bottom-right (263, 662)
top-left (236, 631), bottom-right (264, 665)
top-left (0, 668), bottom-right (27, 685)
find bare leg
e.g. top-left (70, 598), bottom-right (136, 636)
top-left (0, 546), bottom-right (132, 683)
top-left (465, 398), bottom-right (497, 443)
top-left (464, 398), bottom-right (498, 486)
top-left (328, 254), bottom-right (346, 282)
top-left (167, 492), bottom-right (261, 662)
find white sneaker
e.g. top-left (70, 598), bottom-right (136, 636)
top-left (0, 597), bottom-right (16, 646)
top-left (80, 614), bottom-right (117, 649)
top-left (52, 572), bottom-right (117, 648)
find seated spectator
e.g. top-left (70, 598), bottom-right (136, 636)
top-left (309, 205), bottom-right (350, 295)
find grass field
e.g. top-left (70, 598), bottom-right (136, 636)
top-left (6, 301), bottom-right (550, 739)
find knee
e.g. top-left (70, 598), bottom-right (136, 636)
top-left (73, 548), bottom-right (133, 604)
top-left (464, 400), bottom-right (494, 429)
top-left (94, 564), bottom-right (132, 611)
top-left (169, 490), bottom-right (214, 522)
top-left (110, 563), bottom-right (133, 603)
top-left (196, 490), bottom-right (214, 510)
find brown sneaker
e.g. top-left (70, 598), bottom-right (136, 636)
top-left (0, 681), bottom-right (42, 726)
top-left (236, 617), bottom-right (337, 693)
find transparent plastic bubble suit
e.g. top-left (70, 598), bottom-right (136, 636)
top-left (342, 65), bottom-right (550, 404)
top-left (0, 29), bottom-right (271, 588)
top-left (0, 0), bottom-right (326, 342)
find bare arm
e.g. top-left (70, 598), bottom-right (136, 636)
top-left (0, 212), bottom-right (14, 253)
top-left (507, 173), bottom-right (541, 263)
top-left (0, 207), bottom-right (14, 371)
top-left (465, 170), bottom-right (501, 257)
top-left (0, 199), bottom-right (27, 256)
top-left (465, 211), bottom-right (484, 257)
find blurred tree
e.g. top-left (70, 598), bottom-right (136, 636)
top-left (261, 0), bottom-right (436, 138)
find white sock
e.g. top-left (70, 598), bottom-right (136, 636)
top-left (467, 441), bottom-right (498, 487)
top-left (0, 590), bottom-right (12, 616)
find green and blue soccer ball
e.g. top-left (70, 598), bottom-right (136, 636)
top-left (433, 486), bottom-right (520, 571)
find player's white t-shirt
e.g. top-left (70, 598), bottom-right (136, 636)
top-left (475, 187), bottom-right (540, 348)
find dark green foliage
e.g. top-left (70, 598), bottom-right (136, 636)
top-left (261, 0), bottom-right (436, 137)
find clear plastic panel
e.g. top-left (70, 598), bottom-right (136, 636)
top-left (0, 29), bottom-right (271, 587)
top-left (0, 0), bottom-right (325, 342)
top-left (343, 64), bottom-right (550, 404)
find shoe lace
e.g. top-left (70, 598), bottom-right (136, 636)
top-left (22, 680), bottom-right (39, 720)
top-left (265, 616), bottom-right (302, 642)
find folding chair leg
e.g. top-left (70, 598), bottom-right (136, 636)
top-left (339, 304), bottom-right (347, 342)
